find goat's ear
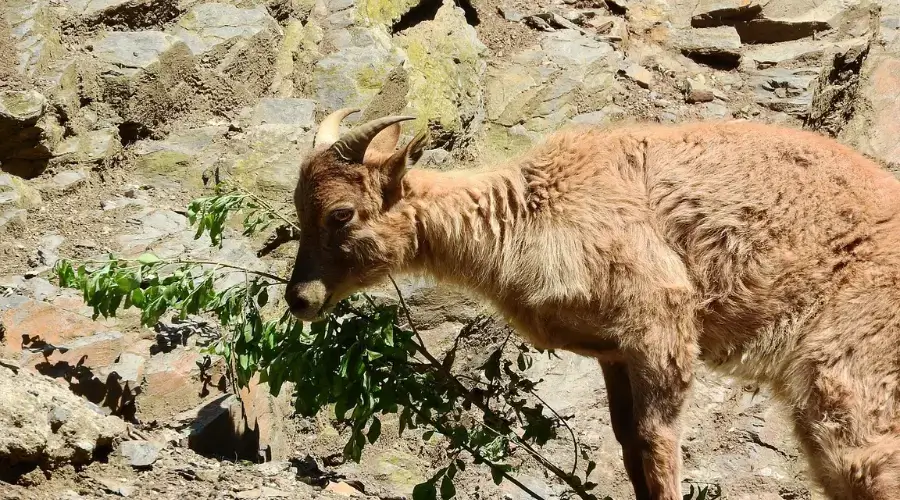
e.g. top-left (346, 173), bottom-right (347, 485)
top-left (363, 123), bottom-right (402, 166)
top-left (381, 129), bottom-right (429, 204)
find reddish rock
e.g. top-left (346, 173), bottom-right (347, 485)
top-left (139, 349), bottom-right (227, 423)
top-left (0, 297), bottom-right (117, 356)
top-left (841, 53), bottom-right (900, 172)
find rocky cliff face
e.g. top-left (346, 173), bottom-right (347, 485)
top-left (1, 0), bottom-right (898, 498)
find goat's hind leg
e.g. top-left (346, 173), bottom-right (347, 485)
top-left (600, 361), bottom-right (652, 500)
top-left (827, 433), bottom-right (900, 500)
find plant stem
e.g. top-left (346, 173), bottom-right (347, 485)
top-left (79, 258), bottom-right (287, 284)
top-left (387, 275), bottom-right (595, 500)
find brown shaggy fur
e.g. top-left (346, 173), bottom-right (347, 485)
top-left (286, 119), bottom-right (900, 500)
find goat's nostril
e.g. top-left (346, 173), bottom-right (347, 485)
top-left (290, 295), bottom-right (310, 312)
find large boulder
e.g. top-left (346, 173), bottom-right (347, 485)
top-left (393, 1), bottom-right (487, 150)
top-left (0, 90), bottom-right (61, 178)
top-left (0, 363), bottom-right (126, 472)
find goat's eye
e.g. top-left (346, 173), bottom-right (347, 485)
top-left (329, 208), bottom-right (354, 226)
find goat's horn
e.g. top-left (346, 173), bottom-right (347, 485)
top-left (332, 115), bottom-right (416, 162)
top-left (314, 107), bottom-right (360, 148)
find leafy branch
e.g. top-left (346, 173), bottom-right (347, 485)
top-left (54, 182), bottom-right (718, 500)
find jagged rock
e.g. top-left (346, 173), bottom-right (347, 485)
top-left (684, 76), bottom-right (716, 102)
top-left (743, 37), bottom-right (869, 68)
top-left (245, 98), bottom-right (316, 127)
top-left (0, 363), bottom-right (126, 470)
top-left (691, 0), bottom-right (766, 27)
top-left (53, 129), bottom-right (121, 165)
top-left (750, 67), bottom-right (820, 116)
top-left (313, 27), bottom-right (403, 113)
top-left (355, 0), bottom-right (420, 26)
top-left (395, 2), bottom-right (487, 148)
top-left (839, 52), bottom-right (900, 172)
top-left (0, 174), bottom-right (42, 211)
top-left (734, 0), bottom-right (870, 43)
top-left (669, 26), bottom-right (742, 66)
top-left (169, 3), bottom-right (280, 56)
top-left (485, 29), bottom-right (621, 136)
top-left (139, 348), bottom-right (227, 423)
top-left (621, 63), bottom-right (654, 88)
top-left (92, 31), bottom-right (182, 75)
top-left (498, 5), bottom-right (525, 22)
top-left (119, 440), bottom-right (160, 468)
top-left (0, 90), bottom-right (58, 178)
top-left (61, 0), bottom-right (182, 28)
top-left (4, 0), bottom-right (65, 77)
top-left (43, 170), bottom-right (89, 194)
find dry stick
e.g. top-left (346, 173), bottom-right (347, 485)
top-left (387, 276), bottom-right (596, 500)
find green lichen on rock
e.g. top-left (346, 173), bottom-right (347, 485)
top-left (0, 174), bottom-right (42, 209)
top-left (394, 2), bottom-right (486, 141)
top-left (356, 0), bottom-right (421, 26)
top-left (478, 123), bottom-right (534, 165)
top-left (135, 151), bottom-right (192, 176)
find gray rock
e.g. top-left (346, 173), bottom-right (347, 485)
top-left (669, 27), bottom-right (742, 65)
top-left (92, 31), bottom-right (181, 75)
top-left (0, 174), bottom-right (42, 210)
top-left (571, 105), bottom-right (627, 125)
top-left (62, 0), bottom-right (182, 27)
top-left (5, 0), bottom-right (65, 77)
top-left (498, 5), bottom-right (525, 22)
top-left (170, 3), bottom-right (280, 56)
top-left (540, 29), bottom-right (615, 66)
top-left (116, 208), bottom-right (189, 254)
top-left (119, 440), bottom-right (160, 467)
top-left (0, 90), bottom-right (46, 126)
top-left (44, 170), bottom-right (88, 194)
top-left (735, 0), bottom-right (861, 43)
top-left (53, 128), bottom-right (120, 164)
top-left (621, 63), bottom-right (653, 88)
top-left (98, 478), bottom-right (136, 497)
top-left (692, 0), bottom-right (766, 27)
top-left (684, 76), bottom-right (716, 103)
top-left (0, 364), bottom-right (126, 469)
top-left (246, 98), bottom-right (316, 127)
top-left (313, 27), bottom-right (402, 112)
top-left (743, 37), bottom-right (869, 69)
top-left (750, 67), bottom-right (820, 117)
top-left (0, 209), bottom-right (28, 233)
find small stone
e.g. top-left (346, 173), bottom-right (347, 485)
top-left (259, 486), bottom-right (289, 498)
top-left (325, 481), bottom-right (363, 496)
top-left (235, 489), bottom-right (262, 499)
top-left (684, 77), bottom-right (716, 103)
top-left (98, 478), bottom-right (136, 497)
top-left (119, 440), bottom-right (160, 468)
top-left (49, 405), bottom-right (72, 428)
top-left (669, 26), bottom-right (742, 64)
top-left (45, 170), bottom-right (88, 193)
top-left (620, 63), bottom-right (653, 88)
top-left (255, 460), bottom-right (290, 476)
top-left (498, 5), bottom-right (524, 22)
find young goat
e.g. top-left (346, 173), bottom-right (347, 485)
top-left (285, 108), bottom-right (900, 500)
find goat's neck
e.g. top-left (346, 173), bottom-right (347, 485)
top-left (399, 165), bottom-right (529, 296)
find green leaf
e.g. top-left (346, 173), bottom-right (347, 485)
top-left (440, 476), bottom-right (456, 499)
top-left (367, 417), bottom-right (382, 444)
top-left (412, 482), bottom-right (437, 500)
top-left (137, 253), bottom-right (160, 265)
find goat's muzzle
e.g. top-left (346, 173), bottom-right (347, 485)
top-left (285, 280), bottom-right (328, 321)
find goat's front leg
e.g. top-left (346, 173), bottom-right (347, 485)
top-left (625, 328), bottom-right (696, 500)
top-left (600, 361), bottom-right (652, 500)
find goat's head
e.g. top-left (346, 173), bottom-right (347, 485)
top-left (284, 108), bottom-right (429, 320)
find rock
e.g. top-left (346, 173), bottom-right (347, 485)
top-left (313, 27), bottom-right (403, 112)
top-left (97, 477), bottom-right (137, 497)
top-left (395, 2), bottom-right (487, 147)
top-left (138, 348), bottom-right (227, 423)
top-left (498, 5), bottom-right (525, 22)
top-left (733, 0), bottom-right (866, 43)
top-left (170, 3), bottom-right (280, 56)
top-left (99, 352), bottom-right (146, 385)
top-left (0, 174), bottom-right (42, 210)
top-left (62, 0), bottom-right (182, 28)
top-left (246, 98), bottom-right (316, 128)
top-left (0, 90), bottom-right (46, 126)
top-left (839, 53), bottom-right (900, 171)
top-left (4, 0), bottom-right (65, 77)
top-left (119, 440), bottom-right (160, 467)
top-left (485, 30), bottom-right (620, 135)
top-left (571, 105), bottom-right (627, 125)
top-left (0, 209), bottom-right (27, 233)
top-left (355, 0), bottom-right (421, 25)
top-left (0, 90), bottom-right (56, 178)
top-left (53, 128), bottom-right (121, 165)
top-left (325, 481), bottom-right (363, 496)
top-left (0, 296), bottom-right (117, 357)
top-left (43, 170), bottom-right (89, 194)
top-left (0, 363), bottom-right (125, 469)
top-left (743, 37), bottom-right (869, 69)
top-left (115, 208), bottom-right (189, 255)
top-left (621, 63), bottom-right (654, 88)
top-left (691, 0), bottom-right (766, 27)
top-left (21, 331), bottom-right (126, 372)
top-left (92, 31), bottom-right (182, 75)
top-left (750, 67), bottom-right (820, 117)
top-left (684, 76), bottom-right (716, 102)
top-left (669, 27), bottom-right (741, 66)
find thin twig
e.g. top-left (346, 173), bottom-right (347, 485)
top-left (79, 258), bottom-right (287, 284)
